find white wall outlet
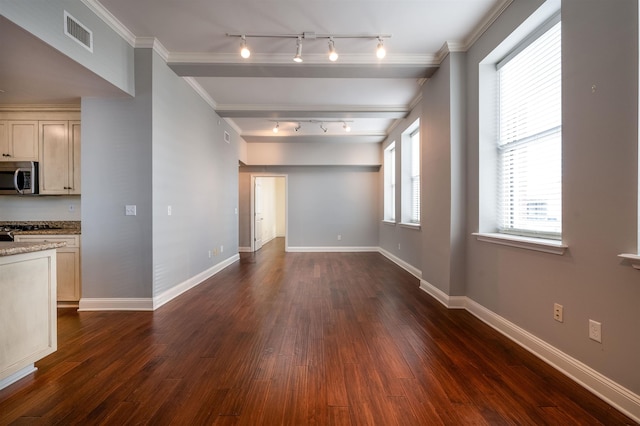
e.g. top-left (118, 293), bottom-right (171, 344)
top-left (398, 243), bottom-right (401, 250)
top-left (337, 234), bottom-right (342, 241)
top-left (68, 204), bottom-right (75, 212)
top-left (220, 245), bottom-right (224, 253)
top-left (553, 303), bottom-right (563, 322)
top-left (589, 319), bottom-right (602, 343)
top-left (167, 205), bottom-right (172, 216)
top-left (125, 205), bottom-right (136, 216)
top-left (208, 250), bottom-right (212, 258)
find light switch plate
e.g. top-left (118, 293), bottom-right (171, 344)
top-left (125, 205), bottom-right (137, 216)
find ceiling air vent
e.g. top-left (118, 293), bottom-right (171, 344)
top-left (64, 11), bottom-right (93, 52)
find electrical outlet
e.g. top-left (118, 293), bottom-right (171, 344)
top-left (589, 319), bottom-right (602, 343)
top-left (337, 235), bottom-right (342, 241)
top-left (125, 205), bottom-right (137, 216)
top-left (553, 303), bottom-right (563, 322)
top-left (167, 205), bottom-right (172, 216)
top-left (68, 204), bottom-right (75, 212)
top-left (208, 250), bottom-right (212, 258)
top-left (220, 245), bottom-right (224, 253)
top-left (398, 243), bottom-right (401, 250)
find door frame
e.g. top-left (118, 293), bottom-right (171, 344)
top-left (250, 173), bottom-right (288, 252)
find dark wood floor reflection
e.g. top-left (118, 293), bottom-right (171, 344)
top-left (0, 238), bottom-right (635, 425)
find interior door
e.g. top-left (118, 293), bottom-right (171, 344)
top-left (254, 177), bottom-right (263, 251)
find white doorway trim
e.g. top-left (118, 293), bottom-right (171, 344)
top-left (250, 173), bottom-right (288, 252)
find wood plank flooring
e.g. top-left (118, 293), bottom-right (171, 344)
top-left (0, 238), bottom-right (636, 425)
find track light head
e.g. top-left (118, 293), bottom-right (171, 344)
top-left (293, 37), bottom-right (303, 63)
top-left (240, 35), bottom-right (251, 59)
top-left (273, 122), bottom-right (279, 133)
top-left (328, 38), bottom-right (338, 62)
top-left (343, 122), bottom-right (351, 132)
top-left (295, 123), bottom-right (301, 132)
top-left (376, 37), bottom-right (386, 59)
top-left (320, 123), bottom-right (327, 133)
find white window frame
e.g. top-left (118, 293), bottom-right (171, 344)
top-left (383, 142), bottom-right (396, 222)
top-left (401, 120), bottom-right (420, 226)
top-left (475, 12), bottom-right (567, 255)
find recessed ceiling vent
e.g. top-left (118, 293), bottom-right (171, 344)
top-left (64, 11), bottom-right (93, 52)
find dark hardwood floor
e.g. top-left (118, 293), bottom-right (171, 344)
top-left (0, 238), bottom-right (636, 425)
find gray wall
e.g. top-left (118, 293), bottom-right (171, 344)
top-left (0, 0), bottom-right (135, 95)
top-left (239, 166), bottom-right (379, 249)
top-left (82, 48), bottom-right (240, 300)
top-left (151, 52), bottom-right (239, 296)
top-left (464, 0), bottom-right (640, 394)
top-left (81, 49), bottom-right (153, 299)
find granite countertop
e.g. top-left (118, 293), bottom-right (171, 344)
top-left (0, 241), bottom-right (67, 257)
top-left (0, 221), bottom-right (81, 235)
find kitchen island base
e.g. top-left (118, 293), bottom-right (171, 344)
top-left (0, 244), bottom-right (60, 390)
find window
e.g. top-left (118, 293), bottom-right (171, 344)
top-left (401, 121), bottom-right (420, 224)
top-left (497, 20), bottom-right (561, 239)
top-left (384, 142), bottom-right (396, 222)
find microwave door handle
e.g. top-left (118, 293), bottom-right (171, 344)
top-left (14, 169), bottom-right (23, 195)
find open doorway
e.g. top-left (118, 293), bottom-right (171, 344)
top-left (251, 175), bottom-right (287, 252)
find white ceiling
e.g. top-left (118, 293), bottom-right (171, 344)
top-left (0, 0), bottom-right (511, 144)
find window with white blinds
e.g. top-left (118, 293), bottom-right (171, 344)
top-left (497, 20), bottom-right (562, 239)
top-left (384, 143), bottom-right (396, 221)
top-left (410, 129), bottom-right (420, 223)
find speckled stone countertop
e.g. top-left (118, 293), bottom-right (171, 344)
top-left (0, 221), bottom-right (81, 235)
top-left (0, 241), bottom-right (67, 257)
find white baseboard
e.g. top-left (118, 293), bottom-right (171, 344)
top-left (78, 297), bottom-right (154, 311)
top-left (464, 298), bottom-right (640, 423)
top-left (378, 248), bottom-right (422, 280)
top-left (0, 364), bottom-right (36, 391)
top-left (417, 278), bottom-right (640, 423)
top-left (419, 279), bottom-right (466, 309)
top-left (78, 254), bottom-right (240, 312)
top-left (238, 246), bottom-right (252, 253)
top-left (153, 254), bottom-right (240, 310)
top-left (287, 246), bottom-right (379, 253)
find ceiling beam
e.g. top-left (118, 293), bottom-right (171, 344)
top-left (216, 107), bottom-right (408, 119)
top-left (168, 62), bottom-right (438, 79)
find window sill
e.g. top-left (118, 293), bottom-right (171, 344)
top-left (473, 232), bottom-right (568, 255)
top-left (399, 222), bottom-right (421, 231)
top-left (382, 220), bottom-right (396, 226)
top-left (618, 253), bottom-right (640, 270)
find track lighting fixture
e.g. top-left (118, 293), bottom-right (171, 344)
top-left (376, 37), bottom-right (386, 59)
top-left (227, 32), bottom-right (390, 62)
top-left (240, 36), bottom-right (251, 59)
top-left (328, 38), bottom-right (338, 62)
top-left (267, 120), bottom-right (353, 133)
top-left (293, 37), bottom-right (303, 63)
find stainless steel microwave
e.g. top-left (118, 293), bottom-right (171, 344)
top-left (0, 161), bottom-right (39, 195)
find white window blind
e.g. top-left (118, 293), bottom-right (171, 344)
top-left (498, 21), bottom-right (561, 239)
top-left (384, 143), bottom-right (396, 221)
top-left (410, 130), bottom-right (420, 223)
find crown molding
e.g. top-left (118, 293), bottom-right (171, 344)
top-left (183, 77), bottom-right (218, 110)
top-left (81, 0), bottom-right (136, 47)
top-left (0, 104), bottom-right (81, 112)
top-left (135, 37), bottom-right (170, 62)
top-left (464, 0), bottom-right (514, 49)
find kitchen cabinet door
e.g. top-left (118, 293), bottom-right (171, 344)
top-left (39, 121), bottom-right (80, 195)
top-left (0, 120), bottom-right (38, 161)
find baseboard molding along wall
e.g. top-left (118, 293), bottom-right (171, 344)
top-left (378, 248), bottom-right (422, 280)
top-left (418, 279), bottom-right (640, 423)
top-left (287, 246), bottom-right (379, 253)
top-left (78, 254), bottom-right (240, 312)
